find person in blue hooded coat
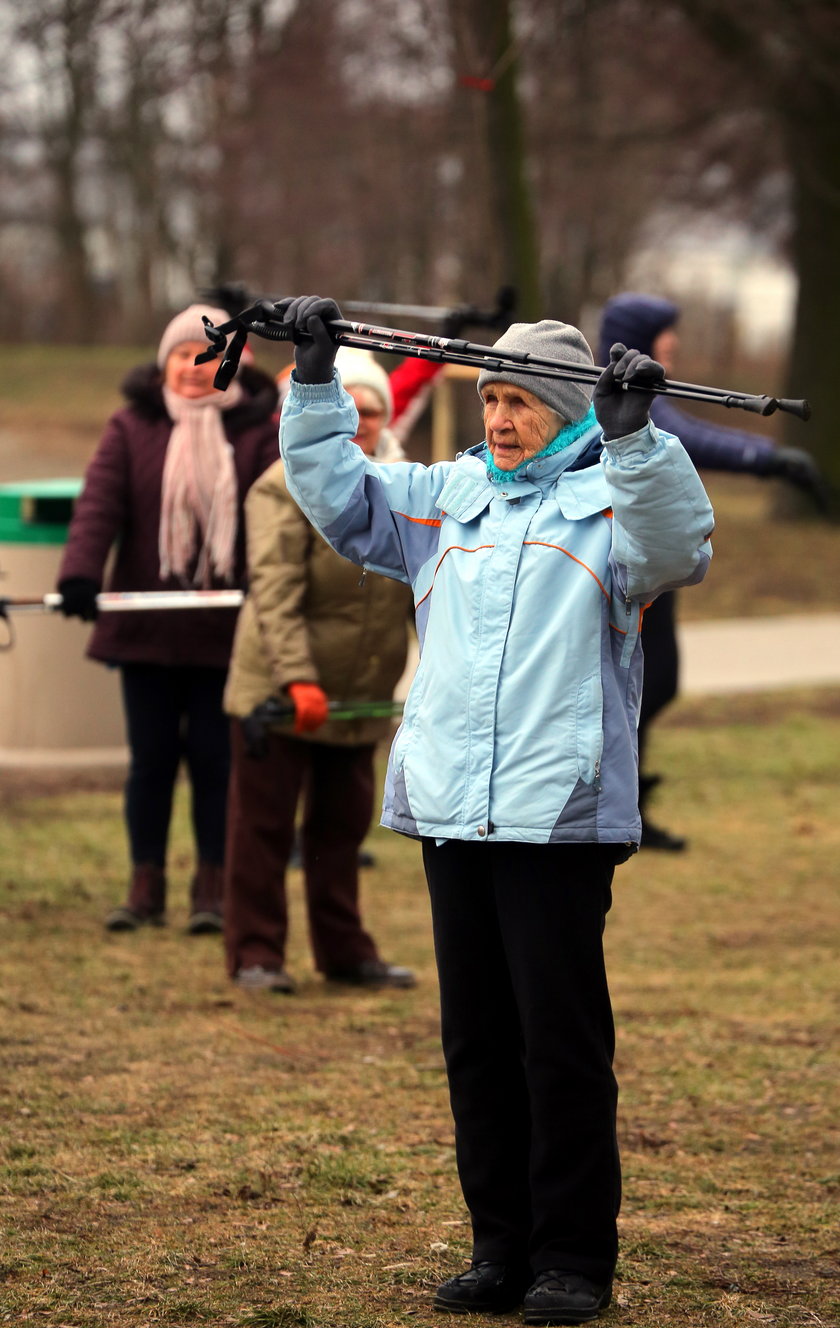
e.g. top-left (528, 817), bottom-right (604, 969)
top-left (597, 293), bottom-right (825, 850)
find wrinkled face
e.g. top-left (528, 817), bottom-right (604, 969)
top-left (348, 385), bottom-right (387, 456)
top-left (164, 341), bottom-right (221, 398)
top-left (481, 382), bottom-right (562, 471)
top-left (652, 327), bottom-right (678, 374)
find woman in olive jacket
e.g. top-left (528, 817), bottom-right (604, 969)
top-left (222, 351), bottom-right (416, 993)
top-left (57, 304), bottom-right (280, 933)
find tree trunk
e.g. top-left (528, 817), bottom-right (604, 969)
top-left (483, 0), bottom-right (542, 318)
top-left (447, 0), bottom-right (542, 318)
top-left (783, 106), bottom-right (840, 518)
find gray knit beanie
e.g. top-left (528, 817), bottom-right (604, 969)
top-left (157, 304), bottom-right (230, 369)
top-left (476, 320), bottom-right (595, 424)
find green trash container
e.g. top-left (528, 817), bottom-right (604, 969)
top-left (0, 479), bottom-right (126, 763)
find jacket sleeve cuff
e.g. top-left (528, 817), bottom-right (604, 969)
top-left (288, 370), bottom-right (345, 408)
top-left (600, 420), bottom-right (661, 459)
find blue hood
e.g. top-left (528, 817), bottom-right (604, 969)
top-left (597, 293), bottom-right (679, 364)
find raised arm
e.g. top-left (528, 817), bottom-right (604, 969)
top-left (594, 345), bottom-right (715, 603)
top-left (277, 296), bottom-right (452, 587)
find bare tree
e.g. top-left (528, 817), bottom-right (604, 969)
top-left (445, 0), bottom-right (542, 317)
top-left (665, 0), bottom-right (840, 509)
top-left (14, 0), bottom-right (111, 340)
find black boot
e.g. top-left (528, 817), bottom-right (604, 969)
top-left (434, 1261), bottom-right (532, 1313)
top-left (187, 862), bottom-right (224, 934)
top-left (523, 1270), bottom-right (613, 1324)
top-left (105, 864), bottom-right (167, 931)
top-left (639, 774), bottom-right (687, 852)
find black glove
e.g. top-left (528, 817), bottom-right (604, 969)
top-left (272, 295), bottom-right (342, 384)
top-left (240, 711), bottom-right (269, 760)
top-left (762, 446), bottom-right (830, 509)
top-left (593, 342), bottom-right (665, 441)
top-left (57, 577), bottom-right (100, 621)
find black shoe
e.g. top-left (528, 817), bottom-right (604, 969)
top-left (186, 909), bottom-right (223, 935)
top-left (434, 1261), bottom-right (531, 1314)
top-left (104, 905), bottom-right (166, 931)
top-left (357, 848), bottom-right (376, 868)
top-left (523, 1270), bottom-right (612, 1325)
top-left (640, 817), bottom-right (687, 851)
top-left (326, 959), bottom-right (416, 989)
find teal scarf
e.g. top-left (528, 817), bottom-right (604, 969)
top-left (484, 405), bottom-right (597, 484)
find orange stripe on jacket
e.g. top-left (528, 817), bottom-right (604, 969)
top-left (394, 510), bottom-right (442, 527)
top-left (522, 541), bottom-right (610, 602)
top-left (415, 543), bottom-right (496, 608)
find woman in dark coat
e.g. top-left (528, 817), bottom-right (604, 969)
top-left (57, 303), bottom-right (279, 932)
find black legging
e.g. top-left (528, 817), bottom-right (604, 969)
top-left (638, 590), bottom-right (679, 773)
top-left (120, 663), bottom-right (230, 867)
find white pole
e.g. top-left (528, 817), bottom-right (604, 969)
top-left (39, 590), bottom-right (245, 612)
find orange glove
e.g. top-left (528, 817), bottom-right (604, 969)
top-left (287, 682), bottom-right (330, 734)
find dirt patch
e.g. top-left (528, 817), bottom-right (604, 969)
top-left (0, 763), bottom-right (125, 805)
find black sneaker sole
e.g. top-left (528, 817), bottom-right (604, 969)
top-left (523, 1283), bottom-right (612, 1325)
top-left (434, 1293), bottom-right (524, 1314)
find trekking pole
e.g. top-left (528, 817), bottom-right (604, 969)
top-left (253, 697), bottom-right (404, 724)
top-left (343, 284), bottom-right (518, 329)
top-left (0, 589), bottom-right (245, 615)
top-left (240, 696), bottom-right (405, 757)
top-left (197, 300), bottom-right (811, 421)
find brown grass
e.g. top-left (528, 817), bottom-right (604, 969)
top-left (1, 691), bottom-right (839, 1327)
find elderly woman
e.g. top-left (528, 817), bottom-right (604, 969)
top-left (57, 304), bottom-right (279, 934)
top-left (222, 347), bottom-right (415, 992)
top-left (274, 296), bottom-right (714, 1326)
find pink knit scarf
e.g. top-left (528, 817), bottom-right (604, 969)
top-left (159, 382), bottom-right (242, 586)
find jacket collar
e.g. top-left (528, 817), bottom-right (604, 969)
top-left (445, 424), bottom-right (607, 522)
top-left (462, 422), bottom-right (602, 488)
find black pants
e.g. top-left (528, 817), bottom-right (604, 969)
top-left (423, 839), bottom-right (620, 1282)
top-left (120, 663), bottom-right (230, 868)
top-left (638, 590), bottom-right (679, 773)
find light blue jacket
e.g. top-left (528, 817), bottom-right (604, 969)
top-left (281, 373), bottom-right (714, 849)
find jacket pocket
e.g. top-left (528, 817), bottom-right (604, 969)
top-left (575, 672), bottom-right (604, 788)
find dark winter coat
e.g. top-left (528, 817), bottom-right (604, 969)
top-left (57, 361), bottom-right (280, 668)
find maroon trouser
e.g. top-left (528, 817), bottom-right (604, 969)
top-left (223, 722), bottom-right (380, 978)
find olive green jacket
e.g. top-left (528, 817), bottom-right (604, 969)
top-left (224, 458), bottom-right (413, 745)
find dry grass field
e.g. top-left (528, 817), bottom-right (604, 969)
top-left (1, 347), bottom-right (838, 1326)
top-left (1, 695), bottom-right (838, 1328)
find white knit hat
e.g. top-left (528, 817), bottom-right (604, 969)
top-left (476, 320), bottom-right (595, 424)
top-left (157, 304), bottom-right (230, 370)
top-left (335, 347), bottom-right (393, 424)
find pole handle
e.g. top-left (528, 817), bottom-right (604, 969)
top-left (777, 398), bottom-right (811, 422)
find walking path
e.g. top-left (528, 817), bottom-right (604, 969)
top-left (677, 612), bottom-right (840, 695)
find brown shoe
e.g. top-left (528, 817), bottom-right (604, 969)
top-left (105, 864), bottom-right (167, 931)
top-left (187, 862), bottom-right (224, 934)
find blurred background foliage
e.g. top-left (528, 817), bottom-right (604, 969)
top-left (1, 0), bottom-right (838, 492)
